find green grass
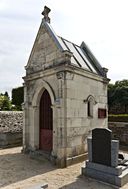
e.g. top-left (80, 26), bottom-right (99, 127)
top-left (108, 114), bottom-right (128, 122)
top-left (109, 114), bottom-right (128, 117)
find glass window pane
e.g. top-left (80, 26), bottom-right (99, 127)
top-left (76, 46), bottom-right (98, 73)
top-left (64, 41), bottom-right (91, 70)
top-left (57, 37), bottom-right (68, 51)
top-left (71, 57), bottom-right (78, 65)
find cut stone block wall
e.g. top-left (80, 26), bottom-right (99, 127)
top-left (66, 73), bottom-right (108, 157)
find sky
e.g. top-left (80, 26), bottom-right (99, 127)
top-left (0, 0), bottom-right (128, 95)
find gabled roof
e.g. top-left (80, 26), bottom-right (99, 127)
top-left (36, 20), bottom-right (107, 77)
top-left (57, 37), bottom-right (100, 75)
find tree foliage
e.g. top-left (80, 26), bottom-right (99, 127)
top-left (0, 92), bottom-right (11, 110)
top-left (108, 79), bottom-right (128, 114)
top-left (12, 86), bottom-right (24, 110)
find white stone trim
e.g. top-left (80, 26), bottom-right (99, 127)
top-left (29, 80), bottom-right (56, 154)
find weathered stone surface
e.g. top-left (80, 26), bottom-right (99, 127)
top-left (0, 111), bottom-right (23, 133)
top-left (0, 132), bottom-right (22, 147)
top-left (109, 122), bottom-right (128, 146)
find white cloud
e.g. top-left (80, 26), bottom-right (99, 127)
top-left (0, 0), bottom-right (128, 94)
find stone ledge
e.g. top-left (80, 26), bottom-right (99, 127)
top-left (85, 160), bottom-right (122, 176)
top-left (66, 153), bottom-right (88, 166)
top-left (82, 160), bottom-right (128, 187)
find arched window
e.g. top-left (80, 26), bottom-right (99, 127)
top-left (87, 98), bottom-right (93, 117)
top-left (86, 95), bottom-right (96, 118)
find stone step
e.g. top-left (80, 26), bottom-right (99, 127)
top-left (29, 150), bottom-right (51, 161)
top-left (29, 150), bottom-right (57, 165)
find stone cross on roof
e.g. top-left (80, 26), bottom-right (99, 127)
top-left (42, 6), bottom-right (51, 23)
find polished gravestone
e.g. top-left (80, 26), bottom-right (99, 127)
top-left (92, 128), bottom-right (112, 166)
top-left (82, 128), bottom-right (128, 187)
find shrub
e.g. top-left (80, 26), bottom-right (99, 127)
top-left (12, 86), bottom-right (24, 110)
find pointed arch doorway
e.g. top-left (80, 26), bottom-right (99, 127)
top-left (39, 89), bottom-right (53, 152)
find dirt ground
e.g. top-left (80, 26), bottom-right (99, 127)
top-left (0, 147), bottom-right (128, 189)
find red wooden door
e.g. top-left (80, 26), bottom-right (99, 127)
top-left (39, 90), bottom-right (53, 151)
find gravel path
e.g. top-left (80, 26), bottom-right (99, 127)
top-left (0, 147), bottom-right (127, 189)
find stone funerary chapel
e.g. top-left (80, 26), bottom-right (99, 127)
top-left (23, 6), bottom-right (109, 167)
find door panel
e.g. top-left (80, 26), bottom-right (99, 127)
top-left (40, 129), bottom-right (53, 151)
top-left (39, 90), bottom-right (53, 151)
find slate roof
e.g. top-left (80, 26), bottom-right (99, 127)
top-left (43, 21), bottom-right (106, 77)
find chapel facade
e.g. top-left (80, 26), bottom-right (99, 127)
top-left (23, 6), bottom-right (109, 167)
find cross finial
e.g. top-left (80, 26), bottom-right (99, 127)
top-left (42, 6), bottom-right (51, 23)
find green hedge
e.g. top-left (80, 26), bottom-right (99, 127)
top-left (108, 114), bottom-right (128, 122)
top-left (12, 86), bottom-right (24, 110)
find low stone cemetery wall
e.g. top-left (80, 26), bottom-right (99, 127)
top-left (0, 111), bottom-right (23, 148)
top-left (108, 122), bottom-right (128, 146)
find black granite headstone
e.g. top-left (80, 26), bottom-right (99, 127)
top-left (92, 128), bottom-right (112, 166)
